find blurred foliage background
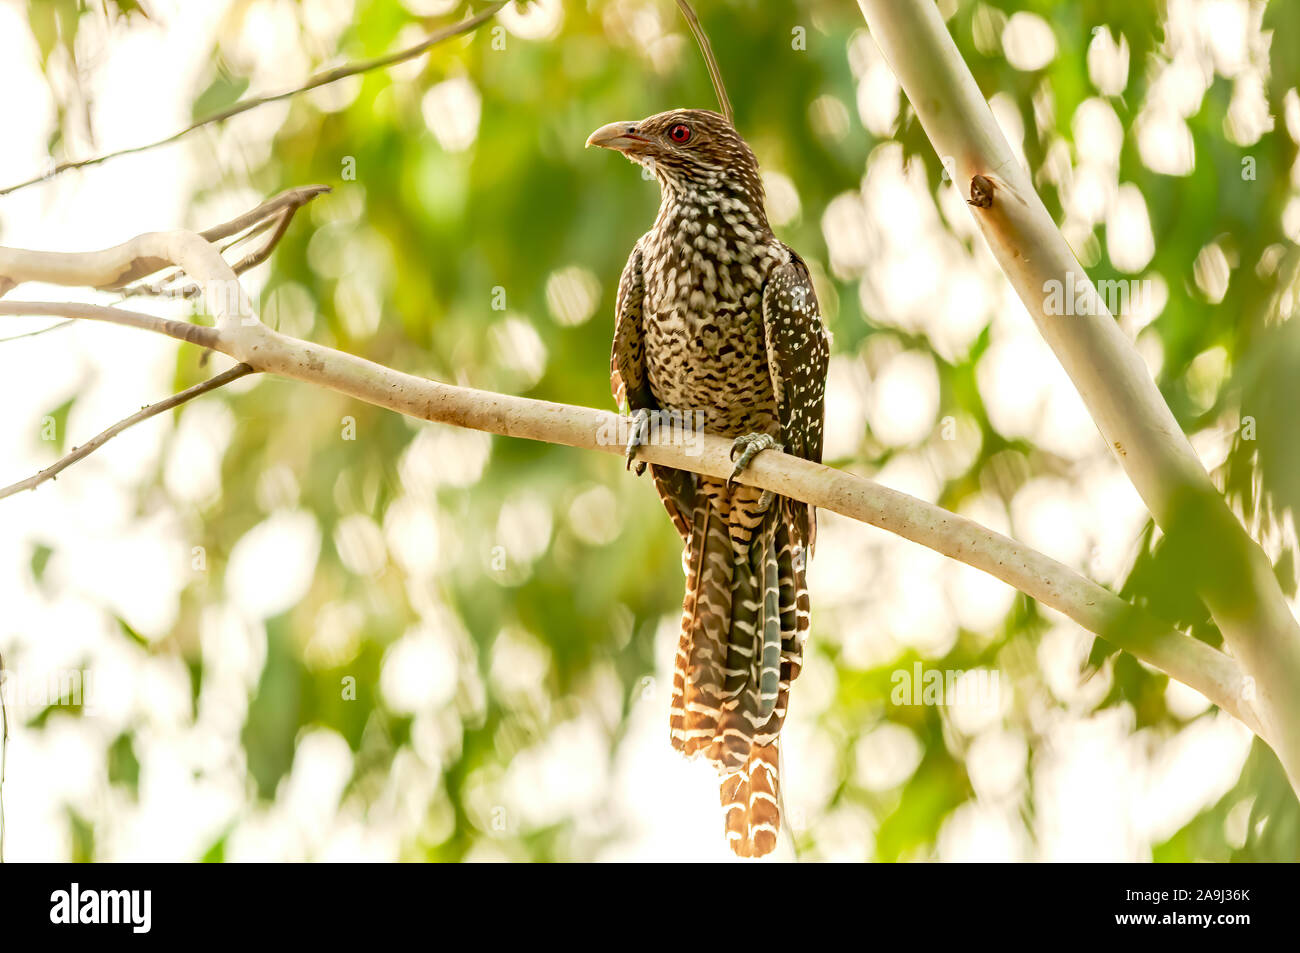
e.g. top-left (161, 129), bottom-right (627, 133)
top-left (2, 0), bottom-right (1299, 861)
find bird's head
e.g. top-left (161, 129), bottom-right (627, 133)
top-left (586, 108), bottom-right (765, 211)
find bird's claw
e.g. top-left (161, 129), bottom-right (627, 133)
top-left (625, 408), bottom-right (651, 476)
top-left (728, 432), bottom-right (782, 486)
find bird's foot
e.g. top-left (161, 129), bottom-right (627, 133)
top-left (625, 408), bottom-right (651, 476)
top-left (728, 432), bottom-right (782, 486)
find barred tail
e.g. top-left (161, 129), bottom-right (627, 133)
top-left (672, 483), bottom-right (810, 859)
top-left (720, 742), bottom-right (781, 857)
top-left (670, 493), bottom-right (733, 756)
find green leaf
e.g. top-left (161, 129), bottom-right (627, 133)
top-left (191, 71), bottom-right (251, 122)
top-left (30, 542), bottom-right (53, 583)
top-left (105, 0), bottom-right (153, 22)
top-left (115, 615), bottom-right (149, 649)
top-left (26, 0), bottom-right (59, 65)
top-left (41, 395), bottom-right (74, 454)
top-left (108, 732), bottom-right (141, 795)
top-left (201, 831), bottom-right (229, 863)
top-left (241, 614), bottom-right (302, 800)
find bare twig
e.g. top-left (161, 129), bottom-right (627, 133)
top-left (0, 301), bottom-right (219, 349)
top-left (115, 185), bottom-right (330, 295)
top-left (0, 319), bottom-right (75, 343)
top-left (226, 209), bottom-right (296, 275)
top-left (674, 0), bottom-right (733, 123)
top-left (0, 363), bottom-right (255, 501)
top-left (197, 185), bottom-right (332, 245)
top-left (120, 211), bottom-right (292, 299)
top-left (0, 4), bottom-right (509, 195)
top-left (118, 219), bottom-right (289, 299)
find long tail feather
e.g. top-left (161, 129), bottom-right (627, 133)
top-left (671, 494), bottom-right (733, 757)
top-left (757, 516), bottom-right (782, 721)
top-left (671, 479), bottom-right (810, 859)
top-left (720, 742), bottom-right (782, 858)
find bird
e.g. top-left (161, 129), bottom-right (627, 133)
top-left (587, 108), bottom-right (829, 857)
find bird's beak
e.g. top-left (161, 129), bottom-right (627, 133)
top-left (586, 121), bottom-right (649, 153)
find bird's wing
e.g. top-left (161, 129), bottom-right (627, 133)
top-left (611, 240), bottom-right (649, 411)
top-left (761, 245), bottom-right (830, 547)
top-left (611, 238), bottom-right (695, 543)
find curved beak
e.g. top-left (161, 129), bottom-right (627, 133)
top-left (585, 121), bottom-right (649, 153)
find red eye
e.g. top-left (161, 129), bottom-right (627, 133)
top-left (669, 123), bottom-right (692, 143)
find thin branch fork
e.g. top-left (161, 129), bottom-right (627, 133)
top-left (116, 185), bottom-right (331, 299)
top-left (0, 206), bottom-right (1263, 738)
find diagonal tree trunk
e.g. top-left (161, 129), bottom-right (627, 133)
top-left (854, 0), bottom-right (1300, 793)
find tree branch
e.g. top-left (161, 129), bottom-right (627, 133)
top-left (0, 319), bottom-right (75, 343)
top-left (196, 185), bottom-right (333, 246)
top-left (0, 3), bottom-right (510, 196)
top-left (855, 0), bottom-right (1300, 790)
top-left (0, 233), bottom-right (250, 331)
top-left (0, 301), bottom-right (219, 349)
top-left (116, 185), bottom-right (330, 299)
top-left (0, 363), bottom-right (255, 501)
top-left (0, 218), bottom-right (1263, 736)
